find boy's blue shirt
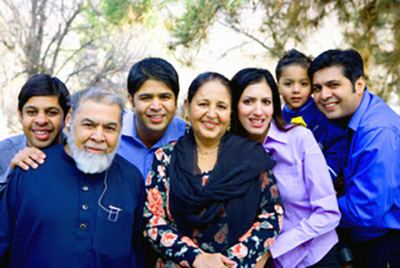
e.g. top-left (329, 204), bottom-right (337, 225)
top-left (282, 98), bottom-right (349, 179)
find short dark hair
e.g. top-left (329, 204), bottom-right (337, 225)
top-left (187, 72), bottom-right (232, 104)
top-left (308, 49), bottom-right (364, 87)
top-left (18, 74), bottom-right (70, 119)
top-left (231, 68), bottom-right (288, 136)
top-left (275, 49), bottom-right (312, 81)
top-left (127, 57), bottom-right (180, 102)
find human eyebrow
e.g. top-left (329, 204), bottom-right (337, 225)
top-left (81, 118), bottom-right (98, 126)
top-left (137, 93), bottom-right (153, 99)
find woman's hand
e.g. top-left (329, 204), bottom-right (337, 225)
top-left (254, 250), bottom-right (271, 268)
top-left (193, 252), bottom-right (237, 268)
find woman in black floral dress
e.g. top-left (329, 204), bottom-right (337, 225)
top-left (143, 72), bottom-right (283, 268)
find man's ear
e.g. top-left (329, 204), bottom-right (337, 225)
top-left (355, 76), bottom-right (366, 96)
top-left (65, 113), bottom-right (72, 129)
top-left (127, 94), bottom-right (134, 111)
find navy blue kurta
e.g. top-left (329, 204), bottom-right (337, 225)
top-left (0, 143), bottom-right (144, 268)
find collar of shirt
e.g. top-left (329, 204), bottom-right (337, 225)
top-left (121, 110), bottom-right (186, 150)
top-left (263, 120), bottom-right (289, 147)
top-left (347, 88), bottom-right (370, 133)
top-left (282, 97), bottom-right (314, 118)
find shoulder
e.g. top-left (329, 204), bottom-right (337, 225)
top-left (113, 154), bottom-right (143, 178)
top-left (0, 134), bottom-right (26, 150)
top-left (170, 117), bottom-right (187, 132)
top-left (359, 94), bottom-right (400, 132)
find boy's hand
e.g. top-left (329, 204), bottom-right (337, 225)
top-left (11, 147), bottom-right (46, 170)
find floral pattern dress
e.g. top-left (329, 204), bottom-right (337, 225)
top-left (143, 143), bottom-right (283, 268)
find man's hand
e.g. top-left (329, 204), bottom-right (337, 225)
top-left (10, 147), bottom-right (46, 170)
top-left (193, 252), bottom-right (237, 268)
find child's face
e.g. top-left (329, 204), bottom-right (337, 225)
top-left (278, 64), bottom-right (311, 111)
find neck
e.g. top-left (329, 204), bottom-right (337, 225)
top-left (194, 136), bottom-right (221, 153)
top-left (247, 124), bottom-right (270, 144)
top-left (135, 122), bottom-right (166, 149)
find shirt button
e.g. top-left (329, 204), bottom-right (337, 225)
top-left (80, 224), bottom-right (87, 230)
top-left (82, 185), bottom-right (89, 191)
top-left (82, 204), bottom-right (88, 210)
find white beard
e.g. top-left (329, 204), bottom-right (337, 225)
top-left (67, 130), bottom-right (120, 174)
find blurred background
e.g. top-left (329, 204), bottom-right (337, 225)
top-left (1, 0), bottom-right (399, 139)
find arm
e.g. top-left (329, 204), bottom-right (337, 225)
top-left (223, 170), bottom-right (283, 266)
top-left (10, 147), bottom-right (46, 171)
top-left (270, 131), bottom-right (341, 260)
top-left (0, 170), bottom-right (19, 266)
top-left (322, 122), bottom-right (349, 180)
top-left (339, 128), bottom-right (400, 228)
top-left (132, 174), bottom-right (145, 267)
top-left (143, 146), bottom-right (202, 267)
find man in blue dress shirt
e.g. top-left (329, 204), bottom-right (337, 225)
top-left (0, 74), bottom-right (70, 192)
top-left (117, 57), bottom-right (187, 178)
top-left (0, 88), bottom-right (144, 268)
top-left (309, 49), bottom-right (400, 268)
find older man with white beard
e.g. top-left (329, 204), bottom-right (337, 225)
top-left (0, 88), bottom-right (145, 268)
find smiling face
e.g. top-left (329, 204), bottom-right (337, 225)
top-left (18, 95), bottom-right (65, 148)
top-left (312, 65), bottom-right (364, 121)
top-left (130, 79), bottom-right (177, 140)
top-left (278, 64), bottom-right (311, 111)
top-left (69, 100), bottom-right (121, 155)
top-left (185, 80), bottom-right (231, 147)
top-left (237, 81), bottom-right (273, 143)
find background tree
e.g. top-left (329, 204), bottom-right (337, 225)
top-left (167, 0), bottom-right (400, 101)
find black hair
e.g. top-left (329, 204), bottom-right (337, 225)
top-left (127, 57), bottom-right (180, 102)
top-left (18, 74), bottom-right (70, 119)
top-left (308, 49), bottom-right (364, 90)
top-left (187, 72), bottom-right (232, 104)
top-left (275, 49), bottom-right (312, 81)
top-left (231, 68), bottom-right (289, 136)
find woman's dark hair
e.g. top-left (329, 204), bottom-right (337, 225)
top-left (187, 72), bottom-right (232, 104)
top-left (275, 49), bottom-right (312, 82)
top-left (127, 57), bottom-right (180, 103)
top-left (18, 74), bottom-right (70, 119)
top-left (231, 68), bottom-right (290, 137)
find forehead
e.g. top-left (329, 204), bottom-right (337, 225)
top-left (136, 79), bottom-right (175, 96)
top-left (195, 80), bottom-right (231, 100)
top-left (23, 95), bottom-right (62, 110)
top-left (280, 64), bottom-right (308, 79)
top-left (313, 65), bottom-right (347, 82)
top-left (242, 81), bottom-right (272, 97)
top-left (75, 100), bottom-right (120, 124)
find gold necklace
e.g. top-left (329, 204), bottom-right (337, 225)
top-left (196, 146), bottom-right (218, 159)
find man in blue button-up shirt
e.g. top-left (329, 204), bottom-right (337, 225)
top-left (0, 88), bottom-right (144, 268)
top-left (310, 49), bottom-right (400, 268)
top-left (117, 58), bottom-right (187, 178)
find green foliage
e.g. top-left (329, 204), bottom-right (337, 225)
top-left (167, 0), bottom-right (400, 100)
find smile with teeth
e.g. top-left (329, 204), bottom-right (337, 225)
top-left (32, 129), bottom-right (52, 140)
top-left (323, 102), bottom-right (338, 110)
top-left (202, 120), bottom-right (218, 129)
top-left (148, 114), bottom-right (165, 123)
top-left (250, 118), bottom-right (265, 127)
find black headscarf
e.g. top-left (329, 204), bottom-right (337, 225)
top-left (169, 130), bottom-right (275, 250)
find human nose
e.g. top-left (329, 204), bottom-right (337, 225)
top-left (320, 87), bottom-right (332, 100)
top-left (150, 98), bottom-right (161, 111)
top-left (253, 102), bottom-right (263, 116)
top-left (91, 127), bottom-right (105, 142)
top-left (34, 111), bottom-right (48, 125)
top-left (292, 83), bottom-right (300, 93)
top-left (206, 106), bottom-right (217, 118)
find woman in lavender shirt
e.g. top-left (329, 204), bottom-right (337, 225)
top-left (231, 68), bottom-right (341, 268)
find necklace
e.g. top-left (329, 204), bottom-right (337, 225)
top-left (196, 146), bottom-right (218, 159)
